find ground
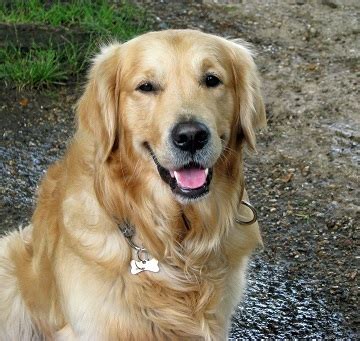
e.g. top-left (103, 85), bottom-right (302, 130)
top-left (0, 0), bottom-right (359, 338)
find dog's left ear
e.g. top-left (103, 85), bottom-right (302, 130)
top-left (228, 40), bottom-right (266, 151)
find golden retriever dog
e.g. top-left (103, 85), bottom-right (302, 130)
top-left (0, 29), bottom-right (265, 340)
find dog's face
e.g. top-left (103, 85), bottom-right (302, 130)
top-left (78, 30), bottom-right (265, 203)
top-left (120, 32), bottom-right (238, 201)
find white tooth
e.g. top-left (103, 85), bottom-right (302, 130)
top-left (174, 171), bottom-right (180, 182)
top-left (205, 168), bottom-right (209, 176)
top-left (170, 170), bottom-right (175, 178)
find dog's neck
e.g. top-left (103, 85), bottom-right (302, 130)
top-left (93, 147), bottom-right (246, 273)
top-left (113, 188), bottom-right (242, 277)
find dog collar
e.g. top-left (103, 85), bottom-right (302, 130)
top-left (235, 200), bottom-right (258, 225)
top-left (118, 200), bottom-right (256, 275)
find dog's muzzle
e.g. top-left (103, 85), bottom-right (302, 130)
top-left (145, 121), bottom-right (214, 200)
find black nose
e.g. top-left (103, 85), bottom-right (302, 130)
top-left (171, 121), bottom-right (210, 153)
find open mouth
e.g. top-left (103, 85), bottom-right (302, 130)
top-left (145, 143), bottom-right (213, 200)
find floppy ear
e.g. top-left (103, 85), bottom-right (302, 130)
top-left (76, 44), bottom-right (122, 162)
top-left (228, 39), bottom-right (266, 151)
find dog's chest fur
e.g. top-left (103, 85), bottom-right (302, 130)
top-left (55, 187), bottom-right (246, 340)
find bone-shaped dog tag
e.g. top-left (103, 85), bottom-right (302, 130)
top-left (130, 258), bottom-right (160, 275)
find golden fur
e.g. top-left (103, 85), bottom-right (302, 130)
top-left (0, 30), bottom-right (265, 340)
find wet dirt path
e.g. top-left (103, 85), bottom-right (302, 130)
top-left (1, 0), bottom-right (359, 338)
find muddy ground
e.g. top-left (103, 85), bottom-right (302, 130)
top-left (1, 0), bottom-right (359, 338)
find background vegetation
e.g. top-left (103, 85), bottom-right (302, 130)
top-left (0, 0), bottom-right (149, 88)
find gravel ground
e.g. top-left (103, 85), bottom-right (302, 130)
top-left (1, 0), bottom-right (359, 338)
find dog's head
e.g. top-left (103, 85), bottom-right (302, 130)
top-left (77, 30), bottom-right (265, 204)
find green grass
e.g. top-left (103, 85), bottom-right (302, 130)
top-left (0, 0), bottom-right (150, 88)
top-left (0, 45), bottom-right (67, 88)
top-left (1, 0), bottom-right (149, 40)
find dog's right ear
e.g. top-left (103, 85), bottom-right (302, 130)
top-left (76, 44), bottom-right (122, 162)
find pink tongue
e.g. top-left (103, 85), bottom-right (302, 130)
top-left (174, 168), bottom-right (207, 189)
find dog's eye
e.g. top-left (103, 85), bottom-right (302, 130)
top-left (137, 82), bottom-right (155, 92)
top-left (205, 75), bottom-right (221, 88)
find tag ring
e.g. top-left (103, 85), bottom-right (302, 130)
top-left (235, 200), bottom-right (257, 225)
top-left (137, 249), bottom-right (149, 263)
